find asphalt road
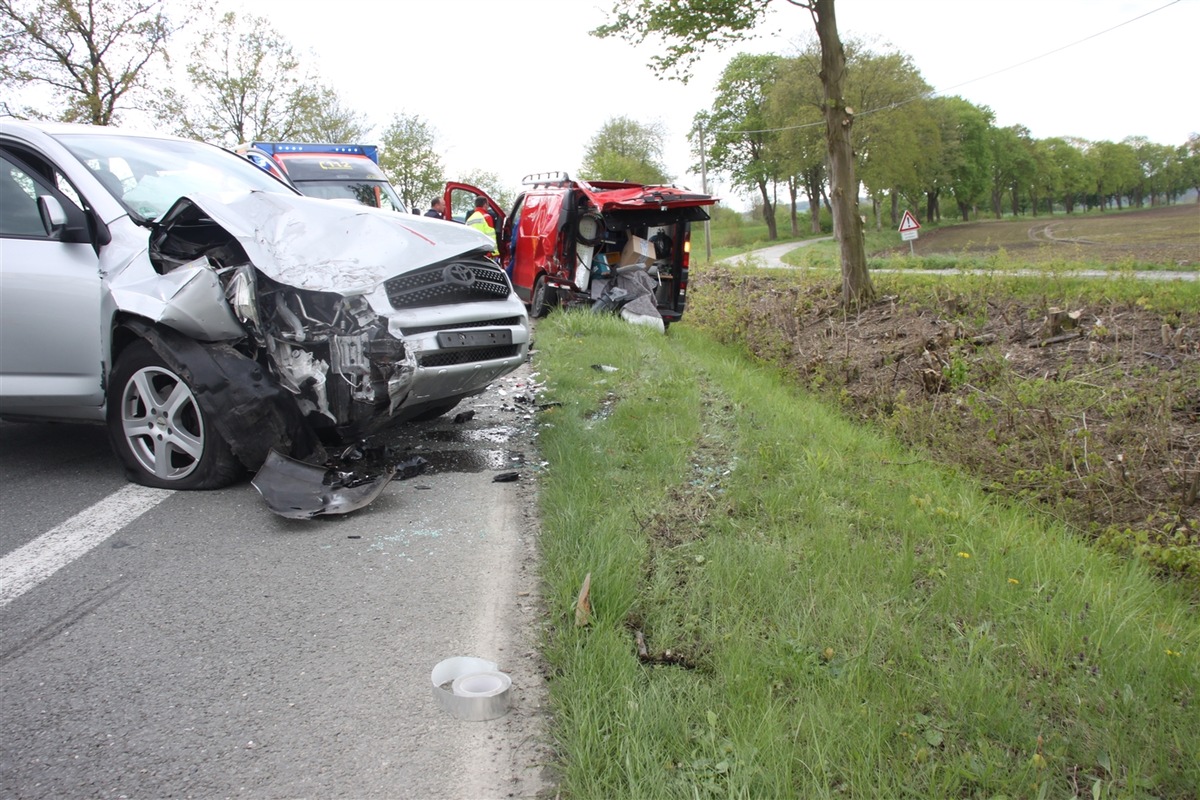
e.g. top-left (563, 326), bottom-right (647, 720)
top-left (0, 362), bottom-right (550, 800)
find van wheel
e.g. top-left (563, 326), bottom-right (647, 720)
top-left (530, 275), bottom-right (553, 318)
top-left (106, 341), bottom-right (241, 489)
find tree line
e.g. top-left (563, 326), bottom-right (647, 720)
top-left (8, 0), bottom-right (1191, 305)
top-left (697, 43), bottom-right (1200, 242)
top-left (2, 1), bottom-right (467, 211)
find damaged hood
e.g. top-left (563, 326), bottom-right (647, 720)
top-left (172, 192), bottom-right (496, 294)
top-left (577, 181), bottom-right (718, 213)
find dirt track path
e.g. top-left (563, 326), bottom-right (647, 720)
top-left (1028, 222), bottom-right (1096, 245)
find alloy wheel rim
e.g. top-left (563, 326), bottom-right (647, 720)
top-left (120, 366), bottom-right (204, 481)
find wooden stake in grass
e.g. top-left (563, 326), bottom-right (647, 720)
top-left (575, 572), bottom-right (592, 627)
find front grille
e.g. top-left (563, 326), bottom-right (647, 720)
top-left (401, 316), bottom-right (524, 337)
top-left (386, 258), bottom-right (510, 309)
top-left (419, 345), bottom-right (522, 368)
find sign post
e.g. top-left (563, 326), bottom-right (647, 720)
top-left (898, 210), bottom-right (921, 255)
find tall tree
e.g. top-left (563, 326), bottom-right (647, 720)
top-left (594, 0), bottom-right (874, 306)
top-left (150, 10), bottom-right (366, 144)
top-left (765, 56), bottom-right (825, 235)
top-left (1028, 137), bottom-right (1063, 215)
top-left (1086, 140), bottom-right (1139, 210)
top-left (936, 97), bottom-right (994, 222)
top-left (701, 53), bottom-right (784, 240)
top-left (579, 116), bottom-right (671, 184)
top-left (0, 0), bottom-right (181, 124)
top-left (1041, 137), bottom-right (1090, 213)
top-left (378, 113), bottom-right (444, 213)
top-left (987, 125), bottom-right (1034, 219)
top-left (841, 48), bottom-right (934, 230)
top-left (295, 86), bottom-right (370, 144)
top-left (1184, 134), bottom-right (1200, 204)
top-left (455, 167), bottom-right (516, 213)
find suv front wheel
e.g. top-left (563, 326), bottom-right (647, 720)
top-left (106, 341), bottom-right (241, 489)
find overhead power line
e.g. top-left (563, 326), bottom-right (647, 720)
top-left (702, 0), bottom-right (1182, 138)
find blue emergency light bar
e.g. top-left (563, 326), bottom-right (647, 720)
top-left (251, 142), bottom-right (379, 163)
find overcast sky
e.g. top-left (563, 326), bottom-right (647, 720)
top-left (214, 0), bottom-right (1196, 206)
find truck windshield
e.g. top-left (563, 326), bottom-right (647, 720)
top-left (292, 178), bottom-right (406, 212)
top-left (276, 154), bottom-right (405, 211)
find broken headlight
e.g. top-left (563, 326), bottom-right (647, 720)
top-left (224, 264), bottom-right (261, 330)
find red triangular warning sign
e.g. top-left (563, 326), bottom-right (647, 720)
top-left (898, 210), bottom-right (921, 232)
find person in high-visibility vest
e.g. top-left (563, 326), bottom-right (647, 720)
top-left (465, 196), bottom-right (496, 241)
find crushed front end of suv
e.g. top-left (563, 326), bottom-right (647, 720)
top-left (0, 121), bottom-right (529, 492)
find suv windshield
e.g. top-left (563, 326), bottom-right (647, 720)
top-left (56, 133), bottom-right (296, 222)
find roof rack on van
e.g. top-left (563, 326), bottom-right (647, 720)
top-left (521, 171), bottom-right (572, 187)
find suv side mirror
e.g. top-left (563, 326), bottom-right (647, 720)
top-left (37, 194), bottom-right (68, 236)
top-left (37, 193), bottom-right (106, 246)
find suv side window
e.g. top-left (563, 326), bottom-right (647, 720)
top-left (0, 155), bottom-right (48, 237)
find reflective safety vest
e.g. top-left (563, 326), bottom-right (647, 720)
top-left (465, 209), bottom-right (496, 240)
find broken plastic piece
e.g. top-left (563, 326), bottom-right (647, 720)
top-left (251, 448), bottom-right (427, 519)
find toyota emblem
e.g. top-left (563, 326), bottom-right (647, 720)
top-left (444, 264), bottom-right (475, 287)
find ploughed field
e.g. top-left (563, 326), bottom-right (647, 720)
top-left (883, 203), bottom-right (1198, 268)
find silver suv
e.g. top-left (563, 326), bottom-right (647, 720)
top-left (0, 121), bottom-right (530, 490)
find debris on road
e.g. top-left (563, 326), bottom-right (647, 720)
top-left (251, 444), bottom-right (428, 519)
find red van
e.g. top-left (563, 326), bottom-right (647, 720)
top-left (445, 173), bottom-right (716, 329)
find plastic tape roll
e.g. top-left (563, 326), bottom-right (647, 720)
top-left (431, 657), bottom-right (513, 721)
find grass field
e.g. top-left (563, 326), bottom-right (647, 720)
top-left (532, 313), bottom-right (1200, 799)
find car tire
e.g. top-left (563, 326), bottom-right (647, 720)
top-left (530, 274), bottom-right (553, 319)
top-left (106, 340), bottom-right (242, 490)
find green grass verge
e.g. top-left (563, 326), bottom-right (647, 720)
top-left (533, 312), bottom-right (1199, 799)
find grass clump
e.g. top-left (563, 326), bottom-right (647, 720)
top-left (533, 311), bottom-right (1199, 799)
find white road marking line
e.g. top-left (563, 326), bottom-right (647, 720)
top-left (0, 484), bottom-right (174, 607)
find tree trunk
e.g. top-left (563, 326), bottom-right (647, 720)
top-left (757, 179), bottom-right (778, 240)
top-left (813, 0), bottom-right (873, 307)
top-left (802, 168), bottom-right (822, 234)
top-left (1010, 181), bottom-right (1020, 217)
top-left (890, 191), bottom-right (899, 228)
top-left (991, 187), bottom-right (1002, 219)
top-left (788, 177), bottom-right (800, 236)
top-left (958, 200), bottom-right (970, 222)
